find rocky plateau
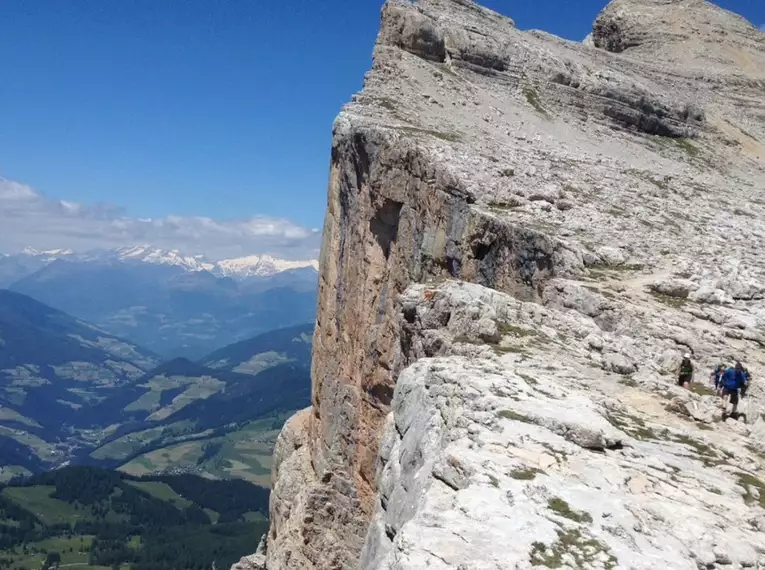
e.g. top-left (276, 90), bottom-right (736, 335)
top-left (234, 0), bottom-right (765, 568)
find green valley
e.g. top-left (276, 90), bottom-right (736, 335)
top-left (0, 293), bottom-right (312, 486)
top-left (116, 413), bottom-right (289, 487)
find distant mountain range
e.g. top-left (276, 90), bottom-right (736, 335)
top-left (0, 291), bottom-right (312, 481)
top-left (0, 245), bottom-right (319, 285)
top-left (1, 245), bottom-right (318, 358)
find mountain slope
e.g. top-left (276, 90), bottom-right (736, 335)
top-left (0, 254), bottom-right (49, 288)
top-left (167, 362), bottom-right (310, 430)
top-left (9, 259), bottom-right (182, 317)
top-left (82, 356), bottom-right (309, 431)
top-left (0, 299), bottom-right (312, 484)
top-left (201, 322), bottom-right (313, 374)
top-left (0, 289), bottom-right (156, 370)
top-left (0, 290), bottom-right (158, 435)
top-left (84, 325), bottom-right (313, 483)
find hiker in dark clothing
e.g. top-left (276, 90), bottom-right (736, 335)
top-left (721, 361), bottom-right (749, 417)
top-left (711, 363), bottom-right (725, 395)
top-left (677, 353), bottom-right (693, 389)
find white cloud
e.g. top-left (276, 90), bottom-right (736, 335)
top-left (0, 178), bottom-right (322, 260)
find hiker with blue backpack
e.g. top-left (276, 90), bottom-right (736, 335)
top-left (720, 361), bottom-right (750, 418)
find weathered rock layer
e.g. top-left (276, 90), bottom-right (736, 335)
top-left (254, 0), bottom-right (765, 568)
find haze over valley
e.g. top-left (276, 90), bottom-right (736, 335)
top-left (0, 246), bottom-right (316, 568)
top-left (1, 244), bottom-right (318, 358)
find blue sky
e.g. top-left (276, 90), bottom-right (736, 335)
top-left (0, 0), bottom-right (763, 258)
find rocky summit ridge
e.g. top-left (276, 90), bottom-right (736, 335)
top-left (237, 0), bottom-right (765, 569)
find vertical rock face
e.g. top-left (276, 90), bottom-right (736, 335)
top-left (258, 0), bottom-right (765, 569)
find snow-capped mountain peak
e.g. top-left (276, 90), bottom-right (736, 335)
top-left (22, 247), bottom-right (75, 257)
top-left (215, 254), bottom-right (319, 278)
top-left (113, 244), bottom-right (154, 258)
top-left (110, 245), bottom-right (214, 272)
top-left (11, 245), bottom-right (317, 279)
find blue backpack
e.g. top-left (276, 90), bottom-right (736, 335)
top-left (722, 368), bottom-right (744, 391)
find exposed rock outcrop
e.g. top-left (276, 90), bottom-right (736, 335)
top-left (362, 282), bottom-right (765, 569)
top-left (251, 0), bottom-right (765, 569)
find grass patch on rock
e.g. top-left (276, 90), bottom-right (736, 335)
top-left (606, 412), bottom-right (657, 441)
top-left (374, 97), bottom-right (397, 112)
top-left (689, 383), bottom-right (716, 397)
top-left (584, 285), bottom-right (618, 300)
top-left (736, 472), bottom-right (765, 508)
top-left (497, 321), bottom-right (537, 338)
top-left (492, 344), bottom-right (529, 357)
top-left (396, 125), bottom-right (461, 143)
top-left (518, 372), bottom-right (538, 386)
top-left (531, 529), bottom-right (617, 569)
top-left (618, 376), bottom-right (638, 388)
top-left (626, 168), bottom-right (669, 190)
top-left (592, 262), bottom-right (645, 273)
top-left (629, 426), bottom-right (659, 442)
top-left (497, 409), bottom-right (534, 424)
top-left (457, 325), bottom-right (536, 358)
top-left (454, 335), bottom-right (485, 346)
top-left (509, 467), bottom-right (544, 480)
top-left (674, 138), bottom-right (700, 157)
top-left (488, 200), bottom-right (521, 211)
top-left (746, 444), bottom-right (765, 461)
top-left (650, 136), bottom-right (701, 159)
top-left (547, 497), bottom-right (593, 524)
top-left (672, 434), bottom-right (716, 459)
top-left (650, 291), bottom-right (689, 309)
top-left (523, 87), bottom-right (549, 117)
top-left (669, 433), bottom-right (730, 468)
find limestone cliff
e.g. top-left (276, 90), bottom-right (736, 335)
top-left (244, 0), bottom-right (765, 568)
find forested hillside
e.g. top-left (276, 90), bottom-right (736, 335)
top-left (0, 466), bottom-right (268, 570)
